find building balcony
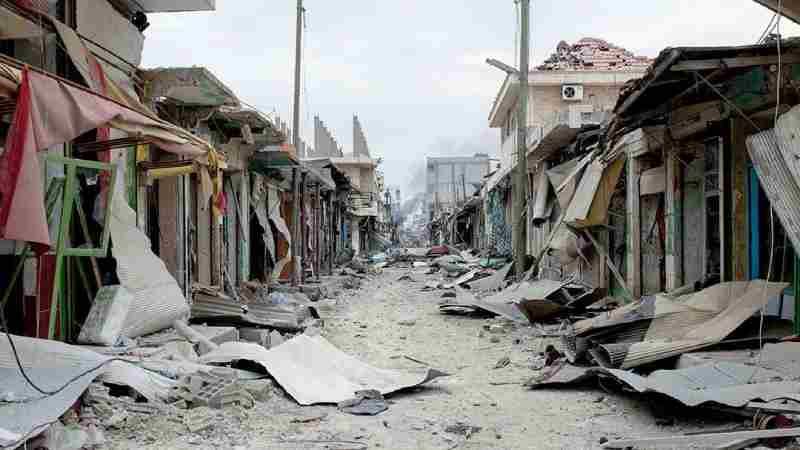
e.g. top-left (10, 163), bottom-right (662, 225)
top-left (527, 107), bottom-right (609, 164)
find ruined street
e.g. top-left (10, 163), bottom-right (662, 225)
top-left (96, 265), bottom-right (736, 450)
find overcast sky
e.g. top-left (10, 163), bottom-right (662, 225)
top-left (141, 1), bottom-right (799, 197)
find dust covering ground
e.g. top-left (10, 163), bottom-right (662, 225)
top-left (106, 267), bottom-right (738, 450)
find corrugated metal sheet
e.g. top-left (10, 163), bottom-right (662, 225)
top-left (200, 335), bottom-right (447, 405)
top-left (530, 360), bottom-right (800, 408)
top-left (109, 170), bottom-right (190, 338)
top-left (747, 129), bottom-right (800, 255)
top-left (0, 335), bottom-right (110, 449)
top-left (570, 281), bottom-right (787, 369)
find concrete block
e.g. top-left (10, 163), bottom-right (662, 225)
top-left (183, 407), bottom-right (215, 433)
top-left (183, 372), bottom-right (235, 408)
top-left (190, 325), bottom-right (239, 345)
top-left (240, 379), bottom-right (274, 402)
top-left (209, 386), bottom-right (254, 409)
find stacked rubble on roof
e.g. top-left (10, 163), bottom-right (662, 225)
top-left (537, 37), bottom-right (652, 71)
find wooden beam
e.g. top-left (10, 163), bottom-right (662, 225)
top-left (730, 119), bottom-right (750, 281)
top-left (73, 137), bottom-right (150, 154)
top-left (665, 149), bottom-right (683, 290)
top-left (626, 156), bottom-right (642, 299)
top-left (603, 428), bottom-right (800, 449)
top-left (671, 53), bottom-right (800, 72)
top-left (583, 229), bottom-right (633, 301)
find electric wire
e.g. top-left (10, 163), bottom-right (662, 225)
top-left (751, 0), bottom-right (782, 382)
top-left (0, 305), bottom-right (113, 397)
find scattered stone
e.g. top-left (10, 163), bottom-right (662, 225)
top-left (300, 285), bottom-right (326, 302)
top-left (183, 407), bottom-right (216, 433)
top-left (238, 328), bottom-right (271, 348)
top-left (493, 356), bottom-right (511, 369)
top-left (316, 299), bottom-right (338, 312)
top-left (291, 414), bottom-right (327, 424)
top-left (485, 324), bottom-right (507, 334)
top-left (444, 422), bottom-right (482, 439)
top-left (240, 379), bottom-right (274, 402)
top-left (338, 390), bottom-right (389, 416)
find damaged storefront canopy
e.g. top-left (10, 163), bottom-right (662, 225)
top-left (0, 60), bottom-right (226, 252)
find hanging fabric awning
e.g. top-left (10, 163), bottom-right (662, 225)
top-left (0, 63), bottom-right (224, 252)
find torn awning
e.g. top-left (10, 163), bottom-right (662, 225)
top-left (0, 7), bottom-right (43, 40)
top-left (562, 154), bottom-right (625, 228)
top-left (0, 52), bottom-right (226, 249)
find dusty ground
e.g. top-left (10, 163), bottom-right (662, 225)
top-left (106, 266), bottom-right (739, 450)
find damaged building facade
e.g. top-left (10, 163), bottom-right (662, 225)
top-left (0, 1), bottom-right (396, 446)
top-left (432, 31), bottom-right (800, 336)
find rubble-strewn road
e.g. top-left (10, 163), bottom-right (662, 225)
top-left (107, 267), bottom-right (725, 450)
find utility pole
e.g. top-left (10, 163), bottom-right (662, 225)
top-left (292, 0), bottom-right (304, 156)
top-left (512, 0), bottom-right (530, 279)
top-left (291, 0), bottom-right (304, 285)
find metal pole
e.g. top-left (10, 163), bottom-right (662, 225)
top-left (292, 0), bottom-right (304, 156)
top-left (514, 0), bottom-right (530, 279)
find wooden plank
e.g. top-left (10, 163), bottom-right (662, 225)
top-left (626, 156), bottom-right (642, 298)
top-left (730, 119), bottom-right (749, 281)
top-left (665, 149), bottom-right (683, 290)
top-left (683, 151), bottom-right (705, 285)
top-left (196, 179), bottom-right (212, 285)
top-left (641, 192), bottom-right (663, 295)
top-left (603, 428), bottom-right (800, 449)
top-left (583, 229), bottom-right (633, 301)
top-left (158, 176), bottom-right (180, 281)
top-left (239, 173), bottom-right (250, 283)
top-left (670, 53), bottom-right (800, 71)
